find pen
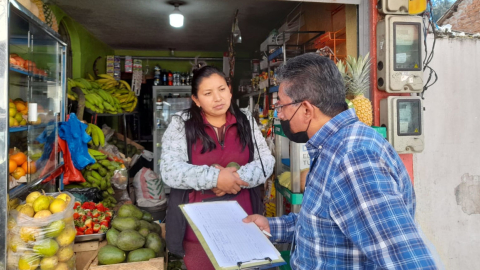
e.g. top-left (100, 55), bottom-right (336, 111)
top-left (262, 230), bottom-right (272, 237)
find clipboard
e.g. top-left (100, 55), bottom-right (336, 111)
top-left (179, 201), bottom-right (286, 270)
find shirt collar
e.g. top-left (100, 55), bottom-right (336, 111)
top-left (307, 109), bottom-right (358, 149)
top-left (202, 110), bottom-right (237, 126)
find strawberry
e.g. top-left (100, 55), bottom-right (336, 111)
top-left (104, 210), bottom-right (113, 217)
top-left (81, 215), bottom-right (87, 222)
top-left (100, 220), bottom-right (109, 227)
top-left (85, 228), bottom-right (93, 235)
top-left (93, 224), bottom-right (101, 233)
top-left (86, 210), bottom-right (93, 218)
top-left (92, 209), bottom-right (100, 218)
top-left (74, 201), bottom-right (81, 209)
top-left (75, 221), bottom-right (86, 232)
top-left (96, 203), bottom-right (106, 212)
top-left (73, 212), bottom-right (80, 220)
top-left (76, 228), bottom-right (84, 235)
top-left (85, 218), bottom-right (93, 228)
top-left (100, 225), bottom-right (109, 233)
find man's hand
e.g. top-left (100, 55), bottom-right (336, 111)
top-left (243, 214), bottom-right (271, 235)
top-left (215, 165), bottom-right (248, 194)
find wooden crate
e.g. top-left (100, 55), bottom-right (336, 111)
top-left (115, 133), bottom-right (144, 151)
top-left (90, 257), bottom-right (164, 270)
top-left (75, 240), bottom-right (108, 270)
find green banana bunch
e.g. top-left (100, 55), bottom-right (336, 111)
top-left (85, 124), bottom-right (105, 147)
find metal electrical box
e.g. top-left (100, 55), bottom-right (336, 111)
top-left (377, 15), bottom-right (424, 93)
top-left (378, 0), bottom-right (427, 15)
top-left (380, 96), bottom-right (424, 153)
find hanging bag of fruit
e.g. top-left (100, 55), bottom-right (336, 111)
top-left (7, 191), bottom-right (77, 270)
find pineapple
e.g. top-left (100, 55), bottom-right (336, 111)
top-left (31, 0), bottom-right (46, 23)
top-left (337, 54), bottom-right (373, 126)
top-left (43, 4), bottom-right (59, 32)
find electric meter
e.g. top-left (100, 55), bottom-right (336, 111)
top-left (377, 15), bottom-right (424, 93)
top-left (380, 96), bottom-right (424, 153)
top-left (378, 0), bottom-right (427, 15)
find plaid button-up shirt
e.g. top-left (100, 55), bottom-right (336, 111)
top-left (268, 109), bottom-right (436, 269)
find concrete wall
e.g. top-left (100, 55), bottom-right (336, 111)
top-left (414, 35), bottom-right (480, 269)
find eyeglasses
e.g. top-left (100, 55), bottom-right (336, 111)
top-left (273, 101), bottom-right (301, 113)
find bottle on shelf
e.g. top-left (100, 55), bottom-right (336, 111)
top-left (168, 71), bottom-right (173, 86)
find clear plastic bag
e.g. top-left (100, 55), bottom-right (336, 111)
top-left (7, 191), bottom-right (77, 270)
top-left (111, 169), bottom-right (128, 190)
top-left (101, 124), bottom-right (116, 142)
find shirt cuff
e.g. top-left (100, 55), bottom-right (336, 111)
top-left (267, 217), bottom-right (286, 242)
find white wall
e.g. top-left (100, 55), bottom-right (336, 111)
top-left (414, 35), bottom-right (480, 269)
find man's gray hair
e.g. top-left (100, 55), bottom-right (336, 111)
top-left (277, 53), bottom-right (347, 117)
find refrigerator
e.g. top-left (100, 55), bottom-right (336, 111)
top-left (153, 86), bottom-right (192, 193)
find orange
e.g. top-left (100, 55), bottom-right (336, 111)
top-left (22, 161), bottom-right (37, 174)
top-left (10, 152), bottom-right (27, 166)
top-left (12, 167), bottom-right (26, 180)
top-left (21, 109), bottom-right (28, 116)
top-left (9, 160), bottom-right (17, 173)
top-left (16, 103), bottom-right (26, 112)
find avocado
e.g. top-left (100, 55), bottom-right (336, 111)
top-left (138, 227), bottom-right (150, 237)
top-left (226, 162), bottom-right (241, 170)
top-left (138, 220), bottom-right (153, 231)
top-left (127, 248), bottom-right (156, 263)
top-left (145, 233), bottom-right (164, 256)
top-left (98, 245), bottom-right (126, 265)
top-left (106, 228), bottom-right (120, 247)
top-left (111, 217), bottom-right (140, 231)
top-left (118, 204), bottom-right (143, 219)
top-left (141, 211), bottom-right (154, 222)
top-left (150, 222), bottom-right (162, 236)
top-left (116, 230), bottom-right (146, 251)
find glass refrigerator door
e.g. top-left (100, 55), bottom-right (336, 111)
top-left (28, 20), bottom-right (64, 186)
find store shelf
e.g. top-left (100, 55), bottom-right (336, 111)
top-left (10, 66), bottom-right (54, 81)
top-left (275, 179), bottom-right (303, 205)
top-left (85, 108), bottom-right (138, 116)
top-left (9, 123), bottom-right (48, 133)
top-left (9, 164), bottom-right (64, 198)
top-left (240, 91), bottom-right (265, 98)
top-left (269, 86), bottom-right (279, 93)
top-left (268, 47), bottom-right (283, 61)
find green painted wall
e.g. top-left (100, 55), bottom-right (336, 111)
top-left (49, 5), bottom-right (114, 79)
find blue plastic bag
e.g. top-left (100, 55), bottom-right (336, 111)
top-left (59, 113), bottom-right (95, 170)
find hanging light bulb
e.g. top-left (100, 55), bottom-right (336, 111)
top-left (169, 4), bottom-right (184, 28)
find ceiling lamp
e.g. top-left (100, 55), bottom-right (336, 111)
top-left (169, 4), bottom-right (184, 28)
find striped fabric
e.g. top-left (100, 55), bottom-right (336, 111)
top-left (268, 109), bottom-right (436, 269)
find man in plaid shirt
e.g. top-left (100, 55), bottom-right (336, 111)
top-left (244, 54), bottom-right (438, 269)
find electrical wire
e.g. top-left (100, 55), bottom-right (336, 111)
top-left (421, 0), bottom-right (439, 99)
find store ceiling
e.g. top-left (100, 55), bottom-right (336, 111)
top-left (51, 0), bottom-right (299, 52)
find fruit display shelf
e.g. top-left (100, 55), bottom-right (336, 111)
top-left (9, 122), bottom-right (48, 133)
top-left (10, 66), bottom-right (54, 82)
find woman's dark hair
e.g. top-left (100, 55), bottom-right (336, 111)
top-left (184, 66), bottom-right (253, 154)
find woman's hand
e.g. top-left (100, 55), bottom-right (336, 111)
top-left (214, 165), bottom-right (248, 194)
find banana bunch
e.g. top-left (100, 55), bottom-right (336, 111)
top-left (265, 202), bottom-right (277, 217)
top-left (79, 148), bottom-right (122, 208)
top-left (86, 123), bottom-right (105, 147)
top-left (95, 74), bottom-right (138, 113)
top-left (67, 78), bottom-right (79, 101)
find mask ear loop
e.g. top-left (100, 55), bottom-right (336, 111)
top-left (252, 114), bottom-right (267, 178)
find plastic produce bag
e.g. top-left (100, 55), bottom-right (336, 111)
top-left (133, 168), bottom-right (166, 207)
top-left (59, 113), bottom-right (95, 170)
top-left (7, 191), bottom-right (76, 270)
top-left (63, 187), bottom-right (103, 203)
top-left (111, 169), bottom-right (128, 190)
top-left (58, 137), bottom-right (86, 185)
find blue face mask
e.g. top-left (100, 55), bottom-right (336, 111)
top-left (280, 105), bottom-right (310, 144)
